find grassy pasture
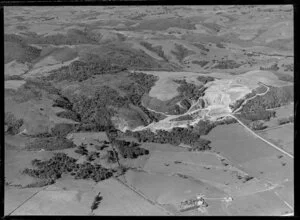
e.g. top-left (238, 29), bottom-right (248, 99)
top-left (5, 97), bottom-right (78, 136)
top-left (240, 154), bottom-right (293, 184)
top-left (124, 170), bottom-right (227, 209)
top-left (258, 124), bottom-right (293, 155)
top-left (241, 70), bottom-right (292, 87)
top-left (227, 190), bottom-right (292, 215)
top-left (203, 123), bottom-right (277, 164)
top-left (139, 71), bottom-right (205, 101)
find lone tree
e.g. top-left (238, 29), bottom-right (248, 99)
top-left (90, 192), bottom-right (103, 214)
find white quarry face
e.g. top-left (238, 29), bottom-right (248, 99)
top-left (203, 79), bottom-right (251, 113)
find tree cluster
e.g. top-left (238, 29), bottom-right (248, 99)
top-left (106, 150), bottom-right (118, 163)
top-left (5, 112), bottom-right (24, 135)
top-left (128, 71), bottom-right (159, 93)
top-left (86, 151), bottom-right (100, 162)
top-left (249, 121), bottom-right (268, 130)
top-left (213, 117), bottom-right (237, 126)
top-left (282, 63), bottom-right (293, 72)
top-left (56, 110), bottom-right (81, 122)
top-left (213, 60), bottom-right (242, 69)
top-left (197, 75), bottom-right (215, 84)
top-left (278, 115), bottom-right (294, 125)
top-left (229, 90), bottom-right (257, 112)
top-left (192, 119), bottom-right (216, 135)
top-left (24, 179), bottom-right (55, 188)
top-left (193, 43), bottom-right (210, 52)
top-left (241, 86), bottom-right (293, 111)
top-left (23, 153), bottom-right (114, 184)
top-left (171, 43), bottom-right (195, 63)
top-left (202, 22), bottom-right (222, 32)
top-left (112, 139), bottom-right (149, 159)
top-left (73, 162), bottom-right (113, 182)
top-left (140, 41), bottom-right (168, 61)
top-left (126, 126), bottom-right (211, 150)
top-left (95, 143), bottom-right (109, 151)
top-left (260, 63), bottom-right (279, 71)
top-left (239, 107), bottom-right (276, 121)
top-left (174, 79), bottom-right (205, 101)
top-left (192, 60), bottom-right (209, 67)
top-left (69, 86), bottom-right (129, 131)
top-left (122, 72), bottom-right (165, 123)
top-left (4, 75), bottom-right (23, 81)
top-left (74, 144), bottom-right (100, 162)
top-left (52, 95), bottom-right (73, 110)
top-left (51, 123), bottom-right (76, 137)
top-left (74, 144), bottom-right (89, 156)
top-left (273, 71), bottom-right (294, 82)
top-left (215, 43), bottom-right (225, 48)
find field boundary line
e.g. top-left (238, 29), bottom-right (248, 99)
top-left (274, 191), bottom-right (294, 212)
top-left (7, 185), bottom-right (51, 216)
top-left (114, 177), bottom-right (173, 216)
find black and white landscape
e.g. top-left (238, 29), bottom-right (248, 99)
top-left (4, 5), bottom-right (293, 216)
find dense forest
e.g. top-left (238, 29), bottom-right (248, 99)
top-left (50, 71), bottom-right (163, 129)
top-left (46, 71), bottom-right (165, 135)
